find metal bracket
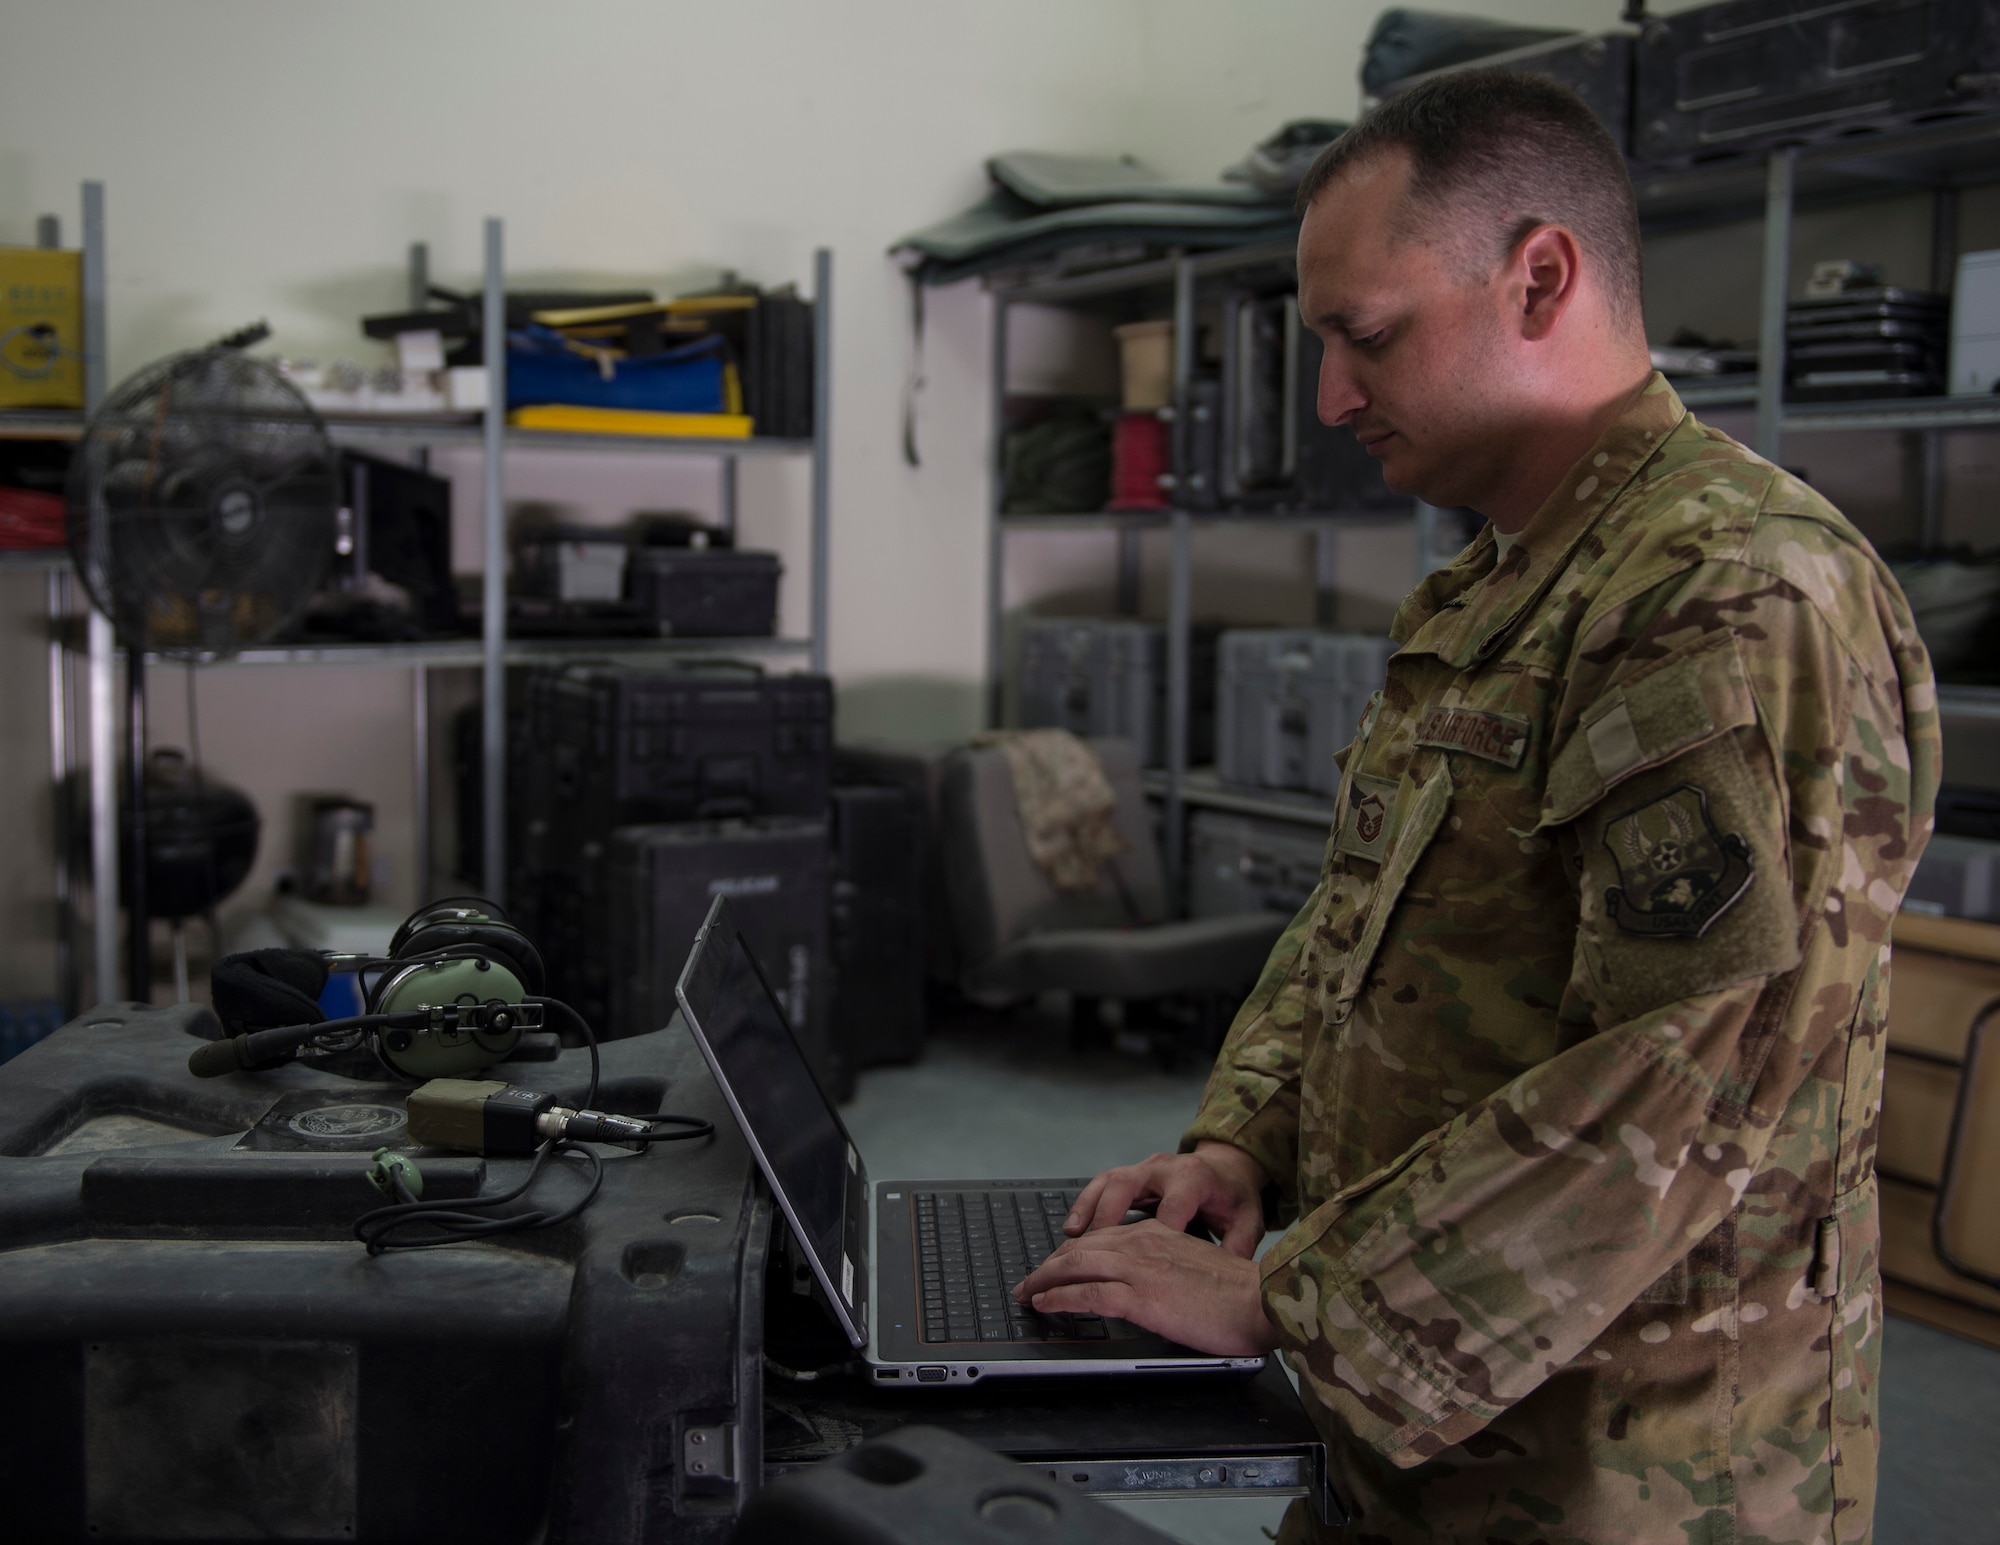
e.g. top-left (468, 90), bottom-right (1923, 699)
top-left (683, 1422), bottom-right (738, 1482)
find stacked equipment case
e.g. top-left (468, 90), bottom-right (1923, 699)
top-left (1015, 617), bottom-right (1217, 767)
top-left (465, 659), bottom-right (923, 1102)
top-left (829, 786), bottom-right (926, 1071)
top-left (0, 1001), bottom-right (772, 1544)
top-left (1214, 630), bottom-right (1395, 797)
top-left (1632, 0), bottom-right (2000, 168)
top-left (1187, 810), bottom-right (1329, 922)
top-left (607, 816), bottom-right (834, 1080)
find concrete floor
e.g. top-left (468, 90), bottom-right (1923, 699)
top-left (843, 1003), bottom-right (2000, 1545)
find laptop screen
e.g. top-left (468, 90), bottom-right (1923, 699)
top-left (677, 899), bottom-right (853, 1297)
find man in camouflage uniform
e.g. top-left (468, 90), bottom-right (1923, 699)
top-left (1016, 70), bottom-right (1937, 1545)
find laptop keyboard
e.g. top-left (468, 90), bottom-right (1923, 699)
top-left (915, 1187), bottom-right (1113, 1344)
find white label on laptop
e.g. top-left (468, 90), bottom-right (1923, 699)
top-left (847, 1144), bottom-right (858, 1173)
top-left (842, 1252), bottom-right (855, 1304)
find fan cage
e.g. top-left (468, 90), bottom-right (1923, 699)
top-left (66, 347), bottom-right (340, 659)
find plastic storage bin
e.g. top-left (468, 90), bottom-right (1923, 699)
top-left (1187, 810), bottom-right (1327, 921)
top-left (606, 816), bottom-right (835, 1088)
top-left (1214, 630), bottom-right (1395, 796)
top-left (1016, 617), bottom-right (1216, 768)
top-left (626, 548), bottom-right (781, 637)
top-left (0, 1000), bottom-right (771, 1543)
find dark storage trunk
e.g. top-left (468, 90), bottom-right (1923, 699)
top-left (607, 817), bottom-right (835, 1088)
top-left (0, 1001), bottom-right (769, 1544)
top-left (1632, 0), bottom-right (2000, 167)
top-left (833, 744), bottom-right (964, 987)
top-left (550, 661), bottom-right (832, 836)
top-left (626, 548), bottom-right (782, 638)
top-left (830, 786), bottom-right (926, 1073)
top-left (1293, 326), bottom-right (1401, 515)
top-left (1382, 31), bottom-right (1634, 155)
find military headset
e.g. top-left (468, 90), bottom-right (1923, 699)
top-left (191, 896), bottom-right (713, 1255)
top-left (190, 897), bottom-right (556, 1081)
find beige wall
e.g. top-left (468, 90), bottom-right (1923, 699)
top-left (0, 0), bottom-right (1800, 999)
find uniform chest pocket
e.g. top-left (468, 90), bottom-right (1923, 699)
top-left (1329, 759), bottom-right (1454, 1023)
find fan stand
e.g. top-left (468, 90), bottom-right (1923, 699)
top-left (169, 922), bottom-right (190, 1004)
top-left (124, 644), bottom-right (149, 1004)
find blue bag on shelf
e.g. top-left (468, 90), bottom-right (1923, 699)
top-left (0, 1000), bottom-right (63, 1065)
top-left (505, 327), bottom-right (728, 413)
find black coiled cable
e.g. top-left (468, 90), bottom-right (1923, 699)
top-left (353, 996), bottom-right (712, 1255)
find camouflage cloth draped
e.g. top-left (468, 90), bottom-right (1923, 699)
top-left (1183, 374), bottom-right (1939, 1545)
top-left (972, 728), bottom-right (1128, 894)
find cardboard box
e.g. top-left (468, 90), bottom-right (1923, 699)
top-left (1882, 912), bottom-right (2000, 1324)
top-left (0, 247), bottom-right (83, 410)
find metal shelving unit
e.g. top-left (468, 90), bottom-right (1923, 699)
top-left (985, 245), bottom-right (1447, 894)
top-left (984, 113), bottom-right (2000, 903)
top-left (1138, 767), bottom-right (1341, 829)
top-left (4, 186), bottom-right (832, 1008)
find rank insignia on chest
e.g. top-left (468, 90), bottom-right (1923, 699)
top-left (1603, 784), bottom-right (1754, 938)
top-left (1335, 772), bottom-right (1399, 863)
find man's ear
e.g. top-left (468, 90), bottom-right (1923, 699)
top-left (1512, 223), bottom-right (1582, 342)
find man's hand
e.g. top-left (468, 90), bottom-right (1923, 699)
top-left (1012, 1220), bottom-right (1280, 1357)
top-left (1063, 1141), bottom-right (1269, 1257)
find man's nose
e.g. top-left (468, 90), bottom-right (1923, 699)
top-left (1318, 350), bottom-right (1366, 427)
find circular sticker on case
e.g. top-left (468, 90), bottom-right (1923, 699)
top-left (287, 1104), bottom-right (407, 1142)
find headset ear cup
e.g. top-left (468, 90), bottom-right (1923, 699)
top-left (388, 896), bottom-right (514, 959)
top-left (390, 920), bottom-right (545, 996)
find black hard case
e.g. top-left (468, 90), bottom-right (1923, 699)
top-left (1385, 32), bottom-right (1634, 154)
top-left (0, 1001), bottom-right (771, 1544)
top-left (1293, 326), bottom-right (1401, 514)
top-left (1220, 291), bottom-right (1299, 508)
top-left (606, 816), bottom-right (837, 1090)
top-left (830, 786), bottom-right (927, 1072)
top-left (625, 548), bottom-right (782, 638)
top-left (832, 744), bottom-right (963, 987)
top-left (549, 662), bottom-right (832, 837)
top-left (1632, 0), bottom-right (2000, 167)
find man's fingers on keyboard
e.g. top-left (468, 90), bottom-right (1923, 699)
top-left (1030, 1279), bottom-right (1134, 1320)
top-left (1080, 1175), bottom-right (1145, 1234)
top-left (1063, 1174), bottom-right (1110, 1235)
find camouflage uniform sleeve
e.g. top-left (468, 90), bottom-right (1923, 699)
top-left (1258, 510), bottom-right (1938, 1466)
top-left (1178, 877), bottom-right (1326, 1208)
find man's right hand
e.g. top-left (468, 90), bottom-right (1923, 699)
top-left (1063, 1142), bottom-right (1269, 1259)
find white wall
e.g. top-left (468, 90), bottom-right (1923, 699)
top-left (0, 0), bottom-right (1635, 991)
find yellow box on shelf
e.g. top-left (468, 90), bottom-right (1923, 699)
top-left (508, 404), bottom-right (753, 439)
top-left (0, 247), bottom-right (84, 410)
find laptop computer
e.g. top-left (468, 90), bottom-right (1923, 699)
top-left (675, 895), bottom-right (1267, 1388)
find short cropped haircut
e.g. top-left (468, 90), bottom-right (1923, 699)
top-left (1295, 68), bottom-right (1642, 325)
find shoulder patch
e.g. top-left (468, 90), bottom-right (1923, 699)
top-left (1414, 705), bottom-right (1529, 768)
top-left (1601, 784), bottom-right (1754, 939)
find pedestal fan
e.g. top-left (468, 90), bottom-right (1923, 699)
top-left (66, 325), bottom-right (339, 1000)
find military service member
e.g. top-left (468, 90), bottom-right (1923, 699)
top-left (1015, 70), bottom-right (1937, 1545)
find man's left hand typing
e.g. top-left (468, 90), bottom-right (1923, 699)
top-left (1012, 1219), bottom-right (1281, 1357)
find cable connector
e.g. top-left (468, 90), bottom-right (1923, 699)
top-left (406, 1078), bottom-right (650, 1155)
top-left (535, 1106), bottom-right (653, 1144)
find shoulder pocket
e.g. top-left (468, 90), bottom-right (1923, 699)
top-left (1541, 631), bottom-right (1757, 830)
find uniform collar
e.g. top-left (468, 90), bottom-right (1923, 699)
top-left (1396, 373), bottom-right (1687, 668)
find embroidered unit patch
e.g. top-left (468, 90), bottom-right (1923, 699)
top-left (1414, 705), bottom-right (1530, 768)
top-left (1602, 783), bottom-right (1754, 939)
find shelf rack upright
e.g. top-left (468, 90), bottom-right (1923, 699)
top-left (5, 187), bottom-right (833, 1007)
top-left (985, 241), bottom-right (1442, 898)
